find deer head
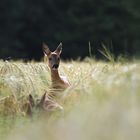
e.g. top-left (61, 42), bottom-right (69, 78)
top-left (43, 43), bottom-right (62, 70)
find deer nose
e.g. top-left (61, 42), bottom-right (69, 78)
top-left (52, 64), bottom-right (59, 69)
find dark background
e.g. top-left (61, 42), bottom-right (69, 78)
top-left (0, 0), bottom-right (140, 60)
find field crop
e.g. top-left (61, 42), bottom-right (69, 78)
top-left (0, 58), bottom-right (140, 140)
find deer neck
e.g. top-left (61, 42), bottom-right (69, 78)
top-left (50, 68), bottom-right (69, 92)
top-left (51, 69), bottom-right (61, 87)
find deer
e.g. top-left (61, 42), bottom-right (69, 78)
top-left (23, 93), bottom-right (63, 117)
top-left (37, 92), bottom-right (63, 112)
top-left (23, 43), bottom-right (69, 117)
top-left (43, 42), bottom-right (70, 97)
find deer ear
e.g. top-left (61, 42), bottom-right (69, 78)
top-left (28, 94), bottom-right (35, 107)
top-left (55, 42), bottom-right (62, 55)
top-left (43, 43), bottom-right (51, 56)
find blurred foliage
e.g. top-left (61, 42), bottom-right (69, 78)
top-left (0, 0), bottom-right (140, 60)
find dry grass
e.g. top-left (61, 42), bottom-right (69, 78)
top-left (0, 58), bottom-right (140, 140)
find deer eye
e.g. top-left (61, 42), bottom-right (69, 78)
top-left (57, 57), bottom-right (60, 61)
top-left (49, 58), bottom-right (52, 61)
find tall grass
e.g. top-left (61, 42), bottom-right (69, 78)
top-left (99, 43), bottom-right (115, 64)
top-left (0, 59), bottom-right (140, 140)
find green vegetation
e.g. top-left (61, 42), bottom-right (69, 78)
top-left (0, 58), bottom-right (140, 140)
top-left (0, 0), bottom-right (140, 59)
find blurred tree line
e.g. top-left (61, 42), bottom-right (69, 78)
top-left (0, 0), bottom-right (140, 60)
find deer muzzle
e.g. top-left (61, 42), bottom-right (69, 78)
top-left (52, 64), bottom-right (59, 69)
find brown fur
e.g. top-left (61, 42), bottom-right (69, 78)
top-left (22, 94), bottom-right (35, 117)
top-left (43, 43), bottom-right (70, 96)
top-left (24, 93), bottom-right (63, 116)
top-left (40, 92), bottom-right (63, 112)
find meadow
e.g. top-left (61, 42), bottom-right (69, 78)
top-left (0, 58), bottom-right (140, 140)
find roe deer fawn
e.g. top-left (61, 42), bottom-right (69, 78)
top-left (37, 92), bottom-right (63, 112)
top-left (23, 93), bottom-right (63, 116)
top-left (43, 43), bottom-right (70, 97)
